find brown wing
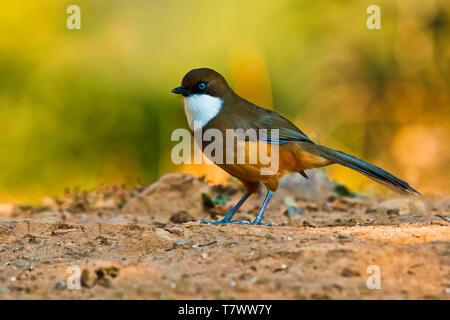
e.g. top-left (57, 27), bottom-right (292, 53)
top-left (210, 97), bottom-right (314, 144)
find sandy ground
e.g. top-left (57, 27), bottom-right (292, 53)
top-left (0, 172), bottom-right (449, 299)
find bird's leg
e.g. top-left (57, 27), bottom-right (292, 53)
top-left (199, 190), bottom-right (276, 226)
top-left (198, 192), bottom-right (251, 225)
top-left (249, 190), bottom-right (274, 226)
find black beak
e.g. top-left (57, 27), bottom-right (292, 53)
top-left (171, 86), bottom-right (192, 96)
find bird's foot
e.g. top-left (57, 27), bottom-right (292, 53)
top-left (198, 219), bottom-right (277, 226)
top-left (197, 218), bottom-right (248, 225)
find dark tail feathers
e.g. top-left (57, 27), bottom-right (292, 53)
top-left (316, 145), bottom-right (420, 195)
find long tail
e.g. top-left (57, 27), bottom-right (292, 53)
top-left (313, 145), bottom-right (420, 195)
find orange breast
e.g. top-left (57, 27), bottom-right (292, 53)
top-left (208, 140), bottom-right (331, 191)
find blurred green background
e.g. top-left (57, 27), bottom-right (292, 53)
top-left (0, 0), bottom-right (448, 202)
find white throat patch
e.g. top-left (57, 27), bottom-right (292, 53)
top-left (183, 94), bottom-right (223, 130)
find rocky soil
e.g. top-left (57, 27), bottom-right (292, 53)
top-left (0, 172), bottom-right (449, 299)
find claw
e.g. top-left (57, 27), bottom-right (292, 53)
top-left (198, 219), bottom-right (250, 225)
top-left (198, 219), bottom-right (276, 226)
top-left (197, 190), bottom-right (275, 226)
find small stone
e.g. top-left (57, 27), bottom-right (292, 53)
top-left (337, 234), bottom-right (353, 242)
top-left (274, 264), bottom-right (288, 272)
top-left (164, 226), bottom-right (184, 236)
top-left (12, 259), bottom-right (25, 270)
top-left (170, 211), bottom-right (195, 224)
top-left (96, 235), bottom-right (110, 246)
top-left (153, 221), bottom-right (167, 228)
top-left (265, 234), bottom-right (275, 240)
top-left (387, 208), bottom-right (400, 216)
top-left (201, 193), bottom-right (215, 209)
top-left (55, 281), bottom-right (66, 289)
top-left (98, 266), bottom-right (120, 279)
top-left (94, 266), bottom-right (120, 285)
top-left (174, 239), bottom-right (189, 246)
top-left (230, 280), bottom-right (236, 287)
top-left (24, 234), bottom-right (39, 244)
top-left (284, 206), bottom-right (304, 219)
top-left (81, 269), bottom-right (95, 288)
top-left (303, 220), bottom-right (316, 228)
top-left (341, 268), bottom-right (361, 277)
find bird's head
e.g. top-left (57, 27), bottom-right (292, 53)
top-left (171, 68), bottom-right (232, 99)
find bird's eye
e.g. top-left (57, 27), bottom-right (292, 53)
top-left (197, 82), bottom-right (207, 90)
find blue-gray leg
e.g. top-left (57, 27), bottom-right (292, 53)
top-left (198, 192), bottom-right (251, 225)
top-left (199, 190), bottom-right (275, 226)
top-left (251, 190), bottom-right (273, 225)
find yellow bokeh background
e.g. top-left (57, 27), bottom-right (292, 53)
top-left (0, 0), bottom-right (448, 203)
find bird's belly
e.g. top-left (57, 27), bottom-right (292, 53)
top-left (202, 140), bottom-right (331, 189)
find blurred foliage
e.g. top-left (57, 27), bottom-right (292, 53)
top-left (0, 0), bottom-right (448, 202)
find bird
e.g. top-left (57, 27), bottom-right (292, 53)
top-left (171, 68), bottom-right (419, 226)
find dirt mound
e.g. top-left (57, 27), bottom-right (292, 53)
top-left (0, 173), bottom-right (448, 299)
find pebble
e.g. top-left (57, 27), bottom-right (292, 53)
top-left (341, 268), bottom-right (361, 277)
top-left (170, 211), bottom-right (195, 224)
top-left (337, 234), bottom-right (353, 242)
top-left (274, 264), bottom-right (288, 272)
top-left (283, 196), bottom-right (304, 218)
top-left (303, 220), bottom-right (316, 228)
top-left (81, 269), bottom-right (95, 288)
top-left (284, 206), bottom-right (304, 218)
top-left (174, 239), bottom-right (189, 246)
top-left (55, 281), bottom-right (66, 289)
top-left (12, 259), bottom-right (25, 270)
